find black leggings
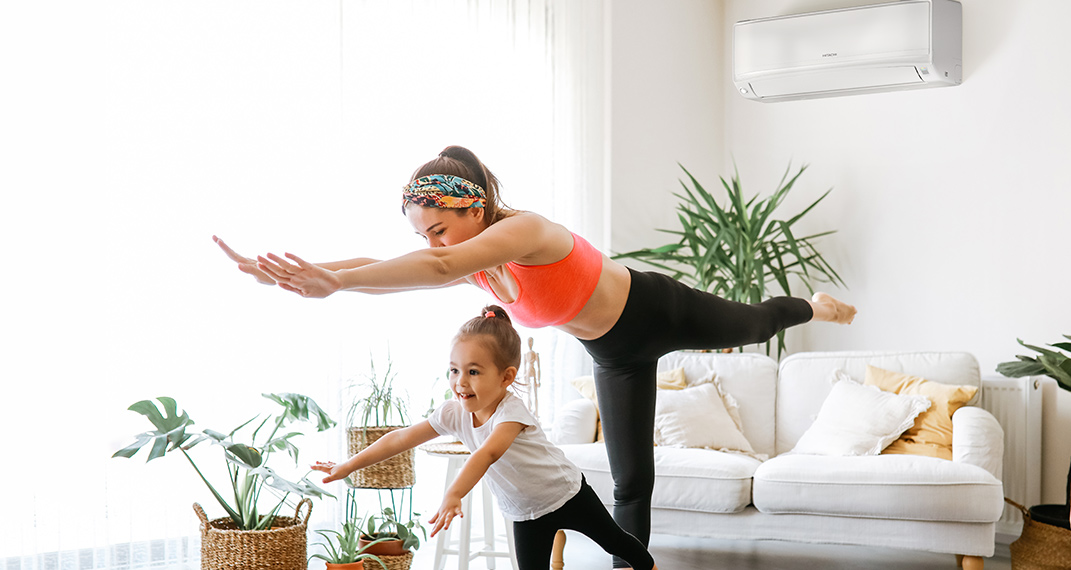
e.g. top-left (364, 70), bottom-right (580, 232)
top-left (578, 269), bottom-right (813, 568)
top-left (513, 477), bottom-right (654, 570)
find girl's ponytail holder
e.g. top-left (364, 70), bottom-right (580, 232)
top-left (485, 311), bottom-right (497, 318)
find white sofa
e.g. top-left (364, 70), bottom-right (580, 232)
top-left (553, 351), bottom-right (1005, 569)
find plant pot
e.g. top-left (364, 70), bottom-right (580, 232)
top-left (1006, 498), bottom-right (1071, 569)
top-left (358, 537), bottom-right (407, 556)
top-left (325, 563), bottom-right (364, 570)
top-left (1029, 504), bottom-right (1071, 530)
top-left (193, 499), bottom-right (311, 570)
top-left (347, 426), bottom-right (415, 488)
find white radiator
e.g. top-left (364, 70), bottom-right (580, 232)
top-left (980, 375), bottom-right (1044, 542)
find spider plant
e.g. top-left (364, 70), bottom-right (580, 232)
top-left (347, 354), bottom-right (410, 429)
top-left (113, 392), bottom-right (336, 530)
top-left (613, 162), bottom-right (846, 357)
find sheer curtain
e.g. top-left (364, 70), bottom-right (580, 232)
top-left (0, 0), bottom-right (604, 568)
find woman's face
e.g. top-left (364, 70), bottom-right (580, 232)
top-left (406, 205), bottom-right (486, 248)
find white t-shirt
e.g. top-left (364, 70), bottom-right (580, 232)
top-left (428, 391), bottom-right (582, 521)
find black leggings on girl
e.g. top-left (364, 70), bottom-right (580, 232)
top-left (513, 477), bottom-right (654, 570)
top-left (579, 268), bottom-right (813, 568)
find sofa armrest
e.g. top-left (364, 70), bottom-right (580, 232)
top-left (551, 398), bottom-right (598, 445)
top-left (952, 406), bottom-right (1004, 480)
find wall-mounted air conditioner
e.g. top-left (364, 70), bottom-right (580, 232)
top-left (733, 0), bottom-right (962, 102)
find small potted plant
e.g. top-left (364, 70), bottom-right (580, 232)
top-left (346, 354), bottom-right (415, 488)
top-left (310, 519), bottom-right (389, 570)
top-left (357, 506), bottom-right (426, 569)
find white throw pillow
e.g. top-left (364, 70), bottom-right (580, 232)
top-left (791, 371), bottom-right (931, 456)
top-left (654, 382), bottom-right (758, 457)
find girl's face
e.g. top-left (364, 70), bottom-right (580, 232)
top-left (406, 205), bottom-right (486, 248)
top-left (448, 336), bottom-right (516, 426)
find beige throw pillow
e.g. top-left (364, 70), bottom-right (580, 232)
top-left (570, 368), bottom-right (690, 442)
top-left (864, 365), bottom-right (978, 460)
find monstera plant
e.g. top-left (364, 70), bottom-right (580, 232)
top-left (998, 335), bottom-right (1071, 529)
top-left (113, 392), bottom-right (336, 530)
top-left (613, 162), bottom-right (846, 357)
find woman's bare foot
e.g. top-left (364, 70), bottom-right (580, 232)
top-left (810, 292), bottom-right (856, 324)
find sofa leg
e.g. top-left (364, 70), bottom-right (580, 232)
top-left (957, 554), bottom-right (983, 570)
top-left (552, 530), bottom-right (567, 570)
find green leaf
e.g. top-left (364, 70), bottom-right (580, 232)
top-left (996, 359), bottom-right (1046, 378)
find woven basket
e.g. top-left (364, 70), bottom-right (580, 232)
top-left (348, 426), bottom-right (415, 488)
top-left (367, 551), bottom-right (413, 570)
top-left (194, 498), bottom-right (311, 570)
top-left (1006, 498), bottom-right (1071, 570)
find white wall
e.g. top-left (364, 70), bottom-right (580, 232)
top-left (609, 0), bottom-right (1071, 505)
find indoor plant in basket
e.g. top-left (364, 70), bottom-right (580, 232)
top-left (357, 505), bottom-right (426, 570)
top-left (346, 355), bottom-right (415, 488)
top-left (113, 392), bottom-right (336, 569)
top-left (612, 162), bottom-right (846, 357)
top-left (310, 518), bottom-right (388, 570)
top-left (998, 334), bottom-right (1071, 568)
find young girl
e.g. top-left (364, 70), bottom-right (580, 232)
top-left (312, 306), bottom-right (658, 570)
top-left (221, 144), bottom-right (855, 569)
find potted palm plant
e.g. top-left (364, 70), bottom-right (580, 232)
top-left (310, 518), bottom-right (389, 570)
top-left (613, 162), bottom-right (846, 357)
top-left (113, 392), bottom-right (336, 569)
top-left (998, 335), bottom-right (1071, 529)
top-left (346, 355), bottom-right (415, 488)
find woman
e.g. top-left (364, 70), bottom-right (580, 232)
top-left (215, 145), bottom-right (855, 569)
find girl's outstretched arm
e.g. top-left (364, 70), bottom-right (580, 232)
top-left (311, 420), bottom-right (440, 483)
top-left (428, 421), bottom-right (526, 538)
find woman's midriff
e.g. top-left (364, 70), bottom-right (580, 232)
top-left (554, 257), bottom-right (632, 341)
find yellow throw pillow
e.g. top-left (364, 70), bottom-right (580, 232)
top-left (570, 368), bottom-right (689, 442)
top-left (864, 365), bottom-right (978, 460)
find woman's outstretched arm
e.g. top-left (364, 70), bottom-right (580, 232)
top-left (257, 213), bottom-right (556, 298)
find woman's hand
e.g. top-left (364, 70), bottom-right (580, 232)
top-left (213, 235), bottom-right (276, 285)
top-left (428, 495), bottom-right (464, 538)
top-left (257, 252), bottom-right (342, 298)
top-left (310, 461), bottom-right (348, 484)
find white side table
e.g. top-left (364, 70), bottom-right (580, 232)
top-left (420, 442), bottom-right (519, 570)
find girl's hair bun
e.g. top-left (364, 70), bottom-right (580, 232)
top-left (482, 304), bottom-right (511, 323)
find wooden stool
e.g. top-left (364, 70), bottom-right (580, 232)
top-left (421, 442), bottom-right (519, 570)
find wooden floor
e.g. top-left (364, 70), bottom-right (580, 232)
top-left (556, 532), bottom-right (1013, 570)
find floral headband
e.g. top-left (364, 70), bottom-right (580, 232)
top-left (402, 174), bottom-right (486, 209)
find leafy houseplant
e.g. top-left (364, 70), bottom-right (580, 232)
top-left (310, 519), bottom-right (388, 570)
top-left (346, 355), bottom-right (416, 488)
top-left (997, 335), bottom-right (1071, 529)
top-left (613, 163), bottom-right (846, 357)
top-left (113, 392), bottom-right (336, 530)
top-left (359, 505), bottom-right (427, 555)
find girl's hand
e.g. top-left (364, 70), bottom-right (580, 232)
top-left (257, 252), bottom-right (342, 298)
top-left (311, 461), bottom-right (348, 484)
top-left (428, 496), bottom-right (464, 538)
top-left (213, 235), bottom-right (276, 285)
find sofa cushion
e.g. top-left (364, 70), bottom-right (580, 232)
top-left (753, 454), bottom-right (1004, 523)
top-left (560, 444), bottom-right (762, 514)
top-left (776, 351), bottom-right (981, 455)
top-left (654, 382), bottom-right (759, 457)
top-left (864, 365), bottom-right (979, 460)
top-left (658, 352), bottom-right (778, 457)
top-left (789, 371), bottom-right (931, 456)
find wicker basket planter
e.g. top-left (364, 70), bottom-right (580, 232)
top-left (1006, 498), bottom-right (1071, 570)
top-left (194, 499), bottom-right (312, 570)
top-left (347, 426), bottom-right (415, 488)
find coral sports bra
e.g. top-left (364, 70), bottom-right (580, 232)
top-left (471, 232), bottom-right (603, 329)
